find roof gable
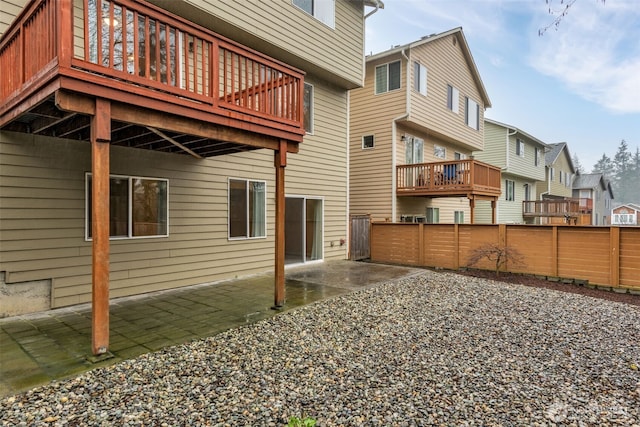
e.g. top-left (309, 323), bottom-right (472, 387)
top-left (366, 27), bottom-right (491, 107)
top-left (545, 142), bottom-right (575, 173)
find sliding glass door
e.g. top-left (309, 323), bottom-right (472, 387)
top-left (285, 197), bottom-right (323, 265)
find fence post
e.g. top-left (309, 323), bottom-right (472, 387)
top-left (552, 226), bottom-right (558, 277)
top-left (418, 223), bottom-right (425, 266)
top-left (453, 223), bottom-right (459, 269)
top-left (610, 226), bottom-right (620, 287)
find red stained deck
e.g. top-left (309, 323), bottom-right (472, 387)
top-left (0, 0), bottom-right (305, 156)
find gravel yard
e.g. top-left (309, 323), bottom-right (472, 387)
top-left (2, 271), bottom-right (639, 426)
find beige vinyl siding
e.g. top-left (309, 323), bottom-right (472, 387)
top-left (349, 54), bottom-right (406, 221)
top-left (0, 0), bottom-right (27, 36)
top-left (155, 0), bottom-right (365, 88)
top-left (548, 151), bottom-right (573, 198)
top-left (286, 76), bottom-right (348, 259)
top-left (0, 74), bottom-right (347, 308)
top-left (475, 175), bottom-right (530, 224)
top-left (408, 35), bottom-right (484, 151)
top-left (475, 120), bottom-right (507, 168)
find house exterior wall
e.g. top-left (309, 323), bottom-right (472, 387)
top-left (612, 205), bottom-right (639, 225)
top-left (408, 34), bottom-right (484, 152)
top-left (349, 52), bottom-right (406, 221)
top-left (474, 121), bottom-right (506, 168)
top-left (0, 75), bottom-right (348, 309)
top-left (0, 0), bottom-right (27, 35)
top-left (149, 0), bottom-right (366, 88)
top-left (0, 0), bottom-right (361, 313)
top-left (537, 148), bottom-right (573, 199)
top-left (349, 29), bottom-right (488, 224)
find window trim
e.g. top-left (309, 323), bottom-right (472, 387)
top-left (434, 144), bottom-right (446, 159)
top-left (447, 84), bottom-right (459, 113)
top-left (505, 179), bottom-right (515, 201)
top-left (413, 61), bottom-right (427, 96)
top-left (375, 60), bottom-right (401, 95)
top-left (362, 134), bottom-right (375, 150)
top-left (535, 147), bottom-right (541, 166)
top-left (292, 0), bottom-right (335, 29)
top-left (303, 82), bottom-right (314, 135)
top-left (465, 97), bottom-right (479, 130)
top-left (516, 139), bottom-right (525, 157)
top-left (85, 173), bottom-right (169, 241)
top-left (228, 177), bottom-right (268, 240)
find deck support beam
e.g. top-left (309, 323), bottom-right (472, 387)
top-left (274, 140), bottom-right (287, 308)
top-left (91, 98), bottom-right (111, 356)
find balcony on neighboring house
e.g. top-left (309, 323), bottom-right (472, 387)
top-left (0, 0), bottom-right (305, 156)
top-left (522, 198), bottom-right (593, 225)
top-left (397, 159), bottom-right (502, 198)
top-left (396, 159), bottom-right (502, 223)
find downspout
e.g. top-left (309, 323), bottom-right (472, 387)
top-left (390, 48), bottom-right (411, 222)
top-left (499, 127), bottom-right (517, 223)
top-left (346, 90), bottom-right (350, 258)
top-left (364, 0), bottom-right (382, 19)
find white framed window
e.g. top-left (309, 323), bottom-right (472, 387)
top-left (228, 178), bottom-right (266, 239)
top-left (447, 85), bottom-right (459, 113)
top-left (454, 152), bottom-right (467, 160)
top-left (413, 62), bottom-right (427, 96)
top-left (86, 174), bottom-right (168, 240)
top-left (434, 145), bottom-right (446, 159)
top-left (550, 167), bottom-right (555, 182)
top-left (516, 139), bottom-right (525, 157)
top-left (505, 179), bottom-right (515, 201)
top-left (375, 60), bottom-right (401, 94)
top-left (535, 147), bottom-right (541, 166)
top-left (405, 136), bottom-right (424, 164)
top-left (465, 97), bottom-right (479, 130)
top-left (454, 211), bottom-right (464, 224)
top-left (303, 83), bottom-right (313, 134)
top-left (426, 207), bottom-right (440, 224)
top-left (362, 135), bottom-right (374, 149)
top-left (560, 171), bottom-right (563, 184)
top-left (292, 0), bottom-right (334, 28)
top-left (523, 183), bottom-right (531, 201)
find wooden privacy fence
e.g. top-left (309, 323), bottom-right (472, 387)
top-left (371, 223), bottom-right (640, 291)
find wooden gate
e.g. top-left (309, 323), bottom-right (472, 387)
top-left (350, 214), bottom-right (371, 260)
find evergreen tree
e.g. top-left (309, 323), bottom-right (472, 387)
top-left (571, 153), bottom-right (584, 174)
top-left (592, 153), bottom-right (613, 175)
top-left (612, 140), bottom-right (632, 203)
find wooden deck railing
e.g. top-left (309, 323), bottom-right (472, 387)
top-left (523, 198), bottom-right (593, 217)
top-left (0, 0), bottom-right (304, 132)
top-left (397, 159), bottom-right (502, 196)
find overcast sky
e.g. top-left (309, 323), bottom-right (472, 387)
top-left (364, 0), bottom-right (640, 170)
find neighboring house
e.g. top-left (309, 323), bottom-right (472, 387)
top-left (611, 203), bottom-right (640, 226)
top-left (572, 174), bottom-right (615, 225)
top-left (473, 119), bottom-right (548, 224)
top-left (531, 142), bottom-right (581, 224)
top-left (0, 0), bottom-right (382, 353)
top-left (349, 27), bottom-right (500, 225)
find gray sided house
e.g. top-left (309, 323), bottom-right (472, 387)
top-left (473, 119), bottom-right (548, 224)
top-left (0, 0), bottom-right (383, 353)
top-left (572, 173), bottom-right (614, 225)
top-left (349, 27), bottom-right (500, 226)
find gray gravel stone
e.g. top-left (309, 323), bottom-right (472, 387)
top-left (1, 271), bottom-right (639, 426)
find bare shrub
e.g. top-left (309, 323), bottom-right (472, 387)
top-left (467, 243), bottom-right (525, 276)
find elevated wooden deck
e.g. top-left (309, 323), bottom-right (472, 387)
top-left (397, 159), bottom-right (502, 198)
top-left (523, 198), bottom-right (593, 217)
top-left (0, 0), bottom-right (305, 157)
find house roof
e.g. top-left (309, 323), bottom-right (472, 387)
top-left (484, 118), bottom-right (549, 148)
top-left (573, 173), bottom-right (604, 190)
top-left (573, 173), bottom-right (615, 199)
top-left (366, 27), bottom-right (491, 108)
top-left (545, 142), bottom-right (575, 173)
top-left (614, 202), bottom-right (640, 211)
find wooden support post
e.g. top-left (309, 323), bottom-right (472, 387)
top-left (274, 140), bottom-right (287, 308)
top-left (610, 226), bottom-right (620, 287)
top-left (469, 197), bottom-right (476, 224)
top-left (57, 0), bottom-right (73, 69)
top-left (91, 98), bottom-right (111, 355)
top-left (491, 199), bottom-right (497, 224)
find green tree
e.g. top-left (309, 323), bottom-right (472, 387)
top-left (592, 153), bottom-right (613, 175)
top-left (612, 140), bottom-right (633, 203)
top-left (572, 153), bottom-right (584, 174)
